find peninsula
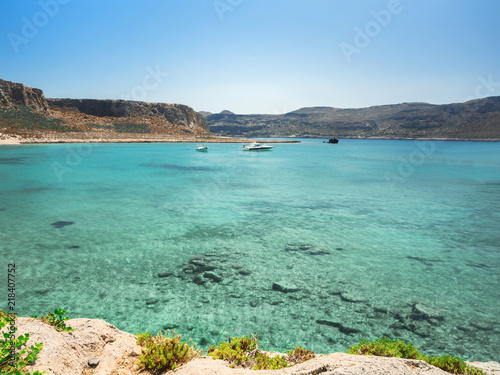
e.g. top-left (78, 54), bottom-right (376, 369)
top-left (0, 79), bottom-right (272, 145)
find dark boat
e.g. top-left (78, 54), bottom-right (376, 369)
top-left (324, 138), bottom-right (339, 144)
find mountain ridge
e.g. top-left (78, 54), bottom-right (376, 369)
top-left (205, 97), bottom-right (500, 140)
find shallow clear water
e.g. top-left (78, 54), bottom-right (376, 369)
top-left (1, 139), bottom-right (499, 361)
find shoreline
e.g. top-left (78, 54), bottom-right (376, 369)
top-left (0, 135), bottom-right (300, 145)
top-left (1, 134), bottom-right (499, 145)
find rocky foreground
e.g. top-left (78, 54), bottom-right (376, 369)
top-left (17, 317), bottom-right (499, 375)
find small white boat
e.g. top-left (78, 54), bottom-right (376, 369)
top-left (196, 144), bottom-right (208, 152)
top-left (243, 142), bottom-right (273, 151)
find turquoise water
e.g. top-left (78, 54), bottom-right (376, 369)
top-left (1, 139), bottom-right (499, 361)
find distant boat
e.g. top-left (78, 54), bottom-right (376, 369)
top-left (243, 142), bottom-right (273, 151)
top-left (324, 138), bottom-right (339, 144)
top-left (196, 144), bottom-right (208, 152)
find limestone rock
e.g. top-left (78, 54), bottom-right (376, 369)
top-left (88, 356), bottom-right (100, 367)
top-left (47, 98), bottom-right (209, 132)
top-left (16, 317), bottom-right (497, 375)
top-left (466, 361), bottom-right (500, 375)
top-left (20, 317), bottom-right (142, 375)
top-left (0, 78), bottom-right (50, 112)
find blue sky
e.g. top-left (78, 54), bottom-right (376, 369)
top-left (1, 0), bottom-right (500, 114)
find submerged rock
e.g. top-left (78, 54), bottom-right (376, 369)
top-left (158, 272), bottom-right (172, 278)
top-left (316, 320), bottom-right (360, 335)
top-left (308, 250), bottom-right (330, 256)
top-left (192, 275), bottom-right (206, 285)
top-left (203, 272), bottom-right (222, 283)
top-left (410, 303), bottom-right (444, 322)
top-left (470, 320), bottom-right (495, 331)
top-left (51, 221), bottom-right (75, 228)
top-left (272, 282), bottom-right (300, 293)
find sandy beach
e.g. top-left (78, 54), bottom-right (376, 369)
top-left (0, 132), bottom-right (299, 145)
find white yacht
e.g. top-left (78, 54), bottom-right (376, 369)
top-left (242, 142), bottom-right (273, 151)
top-left (196, 144), bottom-right (208, 152)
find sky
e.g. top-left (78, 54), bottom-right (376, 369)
top-left (1, 0), bottom-right (500, 114)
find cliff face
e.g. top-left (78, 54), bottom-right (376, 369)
top-left (206, 97), bottom-right (500, 140)
top-left (17, 317), bottom-right (499, 375)
top-left (0, 79), bottom-right (211, 138)
top-left (48, 99), bottom-right (209, 132)
top-left (0, 78), bottom-right (49, 113)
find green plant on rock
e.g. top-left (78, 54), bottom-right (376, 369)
top-left (287, 346), bottom-right (316, 365)
top-left (136, 330), bottom-right (201, 372)
top-left (0, 310), bottom-right (45, 375)
top-left (252, 352), bottom-right (288, 370)
top-left (113, 122), bottom-right (151, 133)
top-left (347, 337), bottom-right (420, 359)
top-left (36, 309), bottom-right (73, 332)
top-left (207, 336), bottom-right (258, 368)
top-left (208, 335), bottom-right (314, 370)
top-left (347, 337), bottom-right (486, 375)
top-left (425, 355), bottom-right (484, 375)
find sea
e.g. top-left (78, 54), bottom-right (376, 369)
top-left (1, 139), bottom-right (499, 362)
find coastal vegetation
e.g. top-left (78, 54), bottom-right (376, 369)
top-left (0, 311), bottom-right (45, 375)
top-left (207, 335), bottom-right (315, 370)
top-left (113, 122), bottom-right (151, 133)
top-left (136, 330), bottom-right (201, 371)
top-left (0, 309), bottom-right (489, 374)
top-left (0, 105), bottom-right (80, 133)
top-left (347, 337), bottom-right (486, 375)
top-left (32, 309), bottom-right (73, 333)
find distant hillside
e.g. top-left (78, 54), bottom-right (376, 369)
top-left (206, 98), bottom-right (500, 140)
top-left (0, 78), bottom-right (210, 139)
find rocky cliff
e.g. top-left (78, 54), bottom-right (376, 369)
top-left (206, 98), bottom-right (500, 140)
top-left (0, 78), bottom-right (49, 112)
top-left (0, 78), bottom-right (211, 139)
top-left (16, 317), bottom-right (499, 375)
top-left (48, 98), bottom-right (210, 133)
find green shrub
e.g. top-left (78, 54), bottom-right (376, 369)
top-left (252, 353), bottom-right (288, 370)
top-left (207, 336), bottom-right (258, 368)
top-left (136, 330), bottom-right (201, 371)
top-left (34, 309), bottom-right (73, 333)
top-left (0, 105), bottom-right (81, 132)
top-left (208, 335), bottom-right (314, 370)
top-left (86, 123), bottom-right (112, 129)
top-left (0, 310), bottom-right (45, 375)
top-left (347, 337), bottom-right (420, 359)
top-left (113, 122), bottom-right (151, 133)
top-left (287, 346), bottom-right (316, 365)
top-left (347, 337), bottom-right (486, 375)
top-left (426, 355), bottom-right (483, 375)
